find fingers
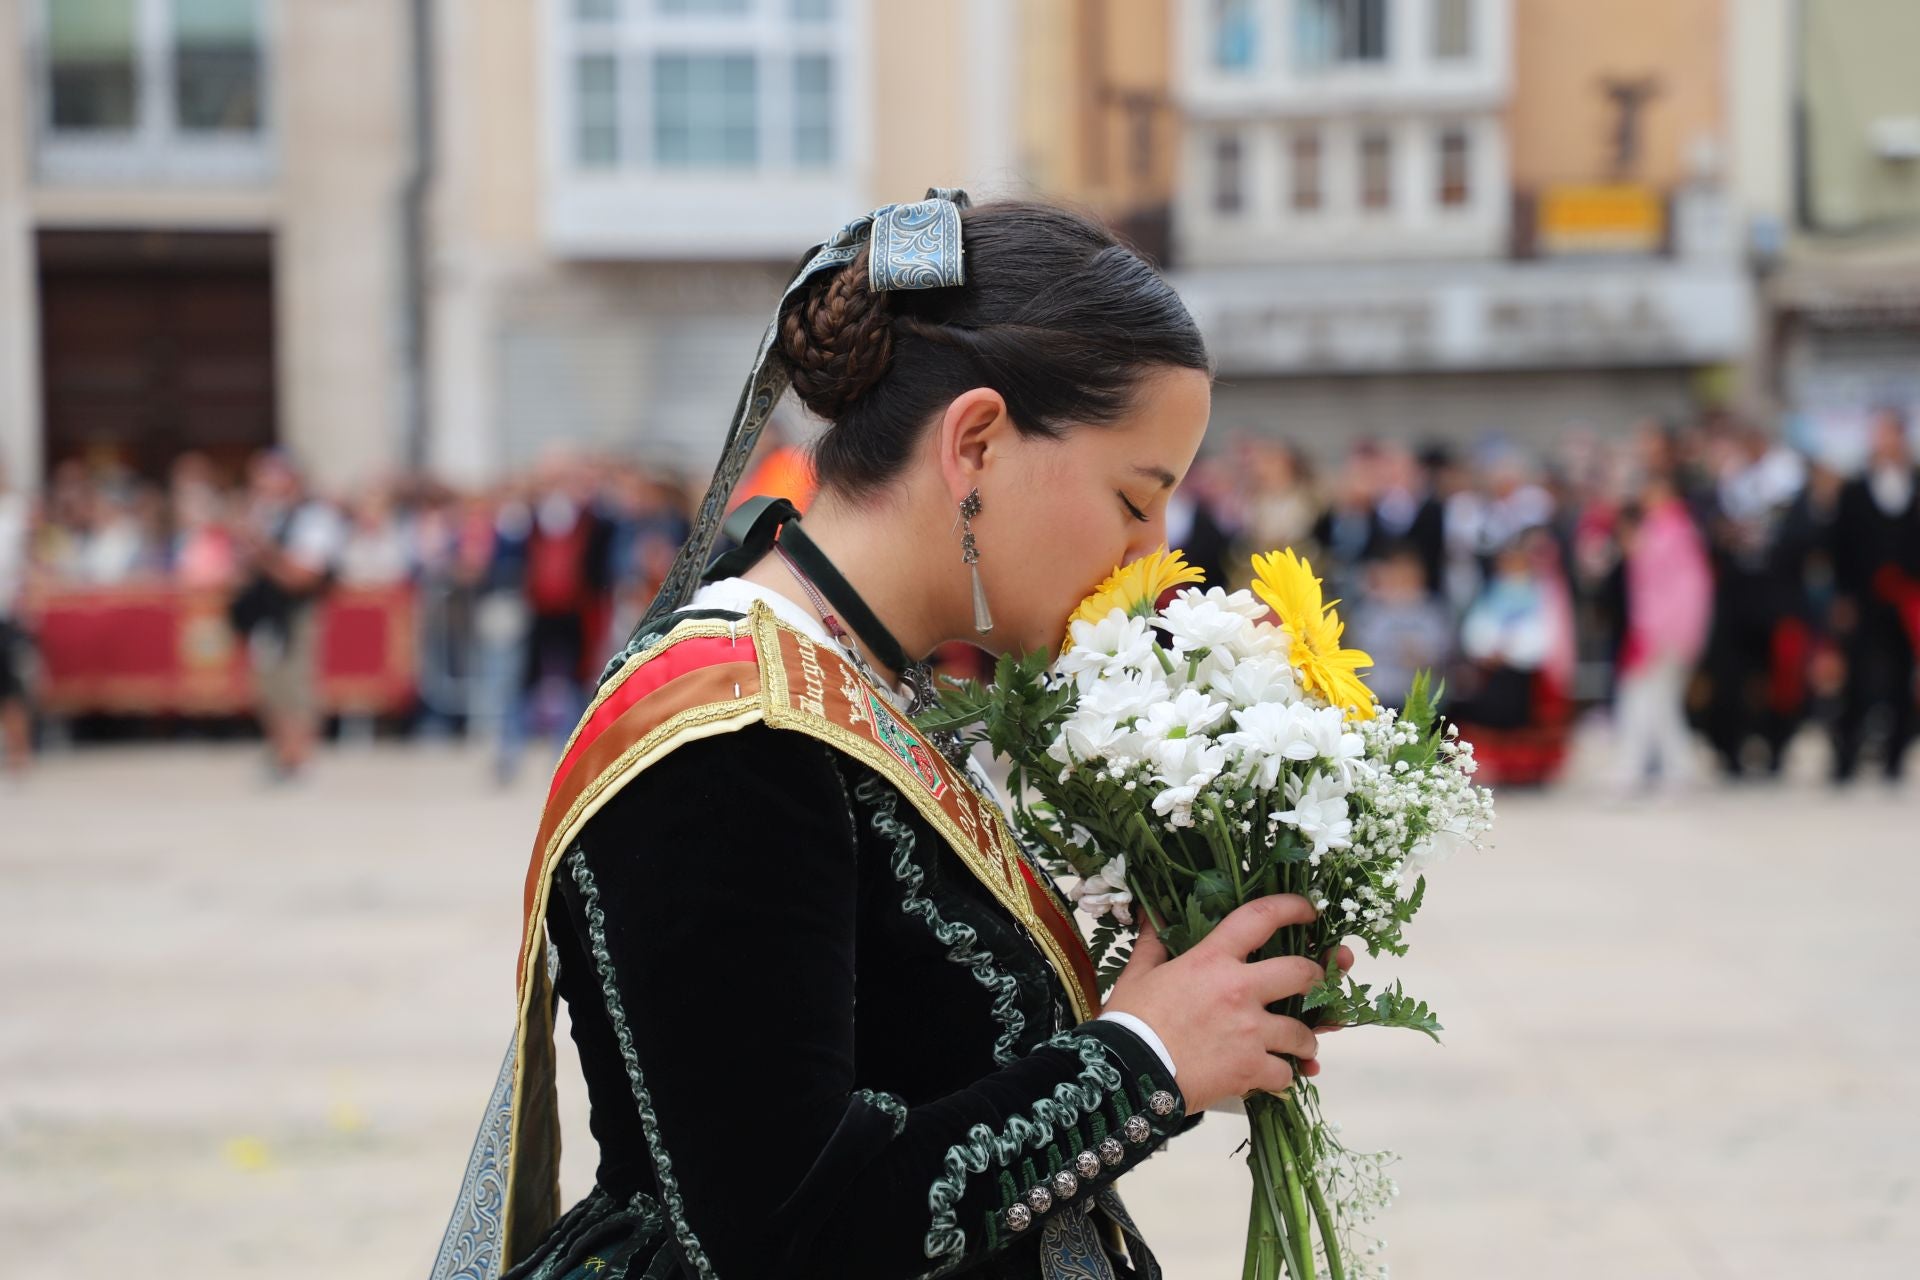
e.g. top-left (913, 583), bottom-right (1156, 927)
top-left (1262, 1014), bottom-right (1318, 1062)
top-left (1328, 944), bottom-right (1355, 973)
top-left (1200, 894), bottom-right (1316, 959)
top-left (1246, 954), bottom-right (1326, 1003)
top-left (1252, 1054), bottom-right (1296, 1095)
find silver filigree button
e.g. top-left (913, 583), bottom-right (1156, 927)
top-left (1099, 1136), bottom-right (1125, 1166)
top-left (1006, 1203), bottom-right (1033, 1233)
top-left (1075, 1149), bottom-right (1103, 1179)
top-left (1148, 1089), bottom-right (1177, 1117)
top-left (1052, 1169), bottom-right (1079, 1200)
top-left (1026, 1185), bottom-right (1054, 1214)
top-left (1122, 1113), bottom-right (1152, 1144)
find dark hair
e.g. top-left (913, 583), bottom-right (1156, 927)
top-left (777, 199), bottom-right (1210, 496)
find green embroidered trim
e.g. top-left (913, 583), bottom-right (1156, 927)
top-left (919, 1030), bottom-right (1122, 1274)
top-left (568, 846), bottom-right (719, 1280)
top-left (853, 1087), bottom-right (909, 1137)
top-left (855, 774), bottom-right (1027, 1069)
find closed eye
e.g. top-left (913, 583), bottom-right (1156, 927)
top-left (1119, 492), bottom-right (1150, 523)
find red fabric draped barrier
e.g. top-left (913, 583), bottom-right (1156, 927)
top-left (21, 583), bottom-right (417, 716)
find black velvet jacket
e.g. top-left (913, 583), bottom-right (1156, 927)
top-left (503, 619), bottom-right (1190, 1280)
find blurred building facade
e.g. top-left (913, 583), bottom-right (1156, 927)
top-left (0, 0), bottom-right (415, 489)
top-left (1015, 0), bottom-right (1179, 264)
top-left (0, 0), bottom-right (1025, 490)
top-left (3, 1), bottom-right (1915, 490)
top-left (1731, 0), bottom-right (1920, 467)
top-left (1170, 0), bottom-right (1750, 452)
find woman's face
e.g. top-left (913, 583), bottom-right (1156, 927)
top-left (974, 366), bottom-right (1212, 655)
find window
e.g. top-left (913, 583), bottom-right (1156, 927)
top-left (1437, 127), bottom-right (1470, 206)
top-left (1359, 130), bottom-right (1392, 209)
top-left (1212, 0), bottom-right (1257, 71)
top-left (1431, 0), bottom-right (1473, 60)
top-left (174, 0), bottom-right (263, 132)
top-left (793, 53), bottom-right (833, 167)
top-left (562, 0), bottom-right (847, 175)
top-left (1213, 133), bottom-right (1244, 214)
top-left (1290, 130), bottom-right (1322, 211)
top-left (47, 0), bottom-right (139, 131)
top-left (575, 54), bottom-right (621, 167)
top-left (653, 53), bottom-right (757, 168)
top-left (1295, 0), bottom-right (1388, 68)
top-left (36, 0), bottom-right (272, 183)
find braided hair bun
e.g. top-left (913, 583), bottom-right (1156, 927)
top-left (778, 246), bottom-right (895, 423)
top-left (773, 200), bottom-right (1208, 496)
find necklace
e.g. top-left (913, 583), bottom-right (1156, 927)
top-left (774, 543), bottom-right (926, 703)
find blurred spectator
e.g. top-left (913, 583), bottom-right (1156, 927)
top-left (1372, 443), bottom-right (1446, 596)
top-left (168, 453), bottom-right (238, 589)
top-left (1348, 542), bottom-right (1452, 707)
top-left (1612, 428), bottom-right (1714, 791)
top-left (496, 454), bottom-right (613, 781)
top-left (1165, 482), bottom-right (1233, 590)
top-left (1451, 536), bottom-right (1555, 731)
top-left (1700, 424), bottom-right (1805, 778)
top-left (1313, 443), bottom-right (1381, 601)
top-left (604, 462), bottom-right (692, 648)
top-left (1828, 407), bottom-right (1920, 784)
top-left (337, 484), bottom-right (414, 587)
top-left (730, 418), bottom-right (818, 514)
top-left (1235, 440), bottom-right (1319, 578)
top-left (0, 462), bottom-right (30, 773)
top-left (229, 451), bottom-right (344, 781)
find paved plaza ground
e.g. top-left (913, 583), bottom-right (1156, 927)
top-left (2, 733), bottom-right (1914, 1278)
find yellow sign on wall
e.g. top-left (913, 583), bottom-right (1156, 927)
top-left (1537, 185), bottom-right (1666, 254)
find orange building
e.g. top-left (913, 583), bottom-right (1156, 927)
top-left (1507, 0), bottom-right (1728, 257)
top-left (1018, 0), bottom-right (1180, 263)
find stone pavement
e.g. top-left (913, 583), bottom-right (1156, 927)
top-left (1, 737), bottom-right (1913, 1278)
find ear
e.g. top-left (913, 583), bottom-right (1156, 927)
top-left (932, 387), bottom-right (1014, 503)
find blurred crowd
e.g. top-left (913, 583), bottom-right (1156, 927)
top-left (2, 407), bottom-right (1917, 790)
top-left (1168, 405), bottom-right (1919, 790)
top-left (0, 445), bottom-right (696, 782)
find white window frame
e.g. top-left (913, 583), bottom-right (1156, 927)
top-left (554, 0), bottom-right (854, 177)
top-left (1435, 122), bottom-right (1471, 209)
top-left (1430, 0), bottom-right (1474, 62)
top-left (1213, 130), bottom-right (1246, 214)
top-left (543, 0), bottom-right (870, 257)
top-left (28, 0), bottom-right (277, 186)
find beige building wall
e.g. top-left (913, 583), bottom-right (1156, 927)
top-left (275, 0), bottom-right (412, 491)
top-left (0, 0), bottom-right (414, 491)
top-left (426, 0), bottom-right (1023, 483)
top-left (870, 0), bottom-right (971, 200)
top-left (1508, 0), bottom-right (1726, 190)
top-left (1801, 0), bottom-right (1920, 233)
top-left (427, 0), bottom-right (544, 486)
top-left (1018, 0), bottom-right (1178, 228)
top-left (0, 0), bottom-right (37, 486)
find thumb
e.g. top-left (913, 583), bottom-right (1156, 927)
top-left (1108, 917), bottom-right (1169, 1001)
top-left (1198, 894), bottom-right (1316, 961)
top-left (1127, 916), bottom-right (1170, 970)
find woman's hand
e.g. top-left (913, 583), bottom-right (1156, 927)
top-left (1102, 895), bottom-right (1353, 1114)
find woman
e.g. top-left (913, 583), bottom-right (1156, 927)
top-left (437, 193), bottom-right (1348, 1280)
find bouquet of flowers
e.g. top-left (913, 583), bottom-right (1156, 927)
top-left (921, 548), bottom-right (1494, 1280)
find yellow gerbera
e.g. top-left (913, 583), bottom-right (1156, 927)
top-left (1249, 548), bottom-right (1376, 719)
top-left (1062, 547), bottom-right (1204, 647)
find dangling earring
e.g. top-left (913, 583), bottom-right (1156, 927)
top-left (960, 488), bottom-right (992, 634)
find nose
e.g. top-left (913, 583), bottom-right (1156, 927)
top-left (1125, 509), bottom-right (1171, 563)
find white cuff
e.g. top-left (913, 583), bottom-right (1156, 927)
top-left (1096, 1010), bottom-right (1177, 1079)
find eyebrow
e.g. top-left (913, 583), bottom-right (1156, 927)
top-left (1131, 464), bottom-right (1178, 490)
